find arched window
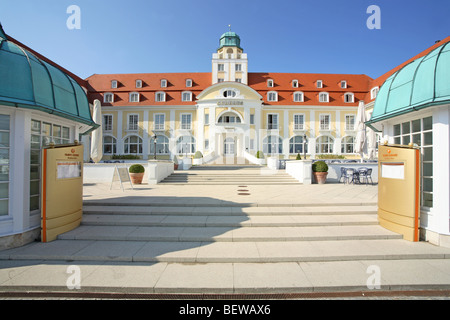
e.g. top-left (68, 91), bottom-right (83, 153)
top-left (103, 135), bottom-right (117, 154)
top-left (177, 135), bottom-right (196, 155)
top-left (316, 136), bottom-right (334, 154)
top-left (289, 135), bottom-right (307, 154)
top-left (124, 135), bottom-right (143, 154)
top-left (263, 135), bottom-right (283, 154)
top-left (341, 136), bottom-right (355, 154)
top-left (223, 89), bottom-right (237, 98)
top-left (150, 135), bottom-right (169, 154)
top-left (218, 112), bottom-right (242, 124)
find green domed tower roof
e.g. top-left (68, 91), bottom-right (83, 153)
top-left (218, 31), bottom-right (243, 51)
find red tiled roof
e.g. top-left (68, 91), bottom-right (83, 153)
top-left (87, 72), bottom-right (373, 107)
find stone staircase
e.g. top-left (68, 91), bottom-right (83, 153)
top-left (160, 166), bottom-right (301, 185)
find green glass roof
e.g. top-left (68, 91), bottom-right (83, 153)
top-left (218, 31), bottom-right (243, 50)
top-left (369, 41), bottom-right (450, 124)
top-left (0, 25), bottom-right (96, 128)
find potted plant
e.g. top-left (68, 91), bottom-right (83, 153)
top-left (255, 151), bottom-right (266, 165)
top-left (312, 160), bottom-right (328, 184)
top-left (173, 156), bottom-right (179, 170)
top-left (193, 151), bottom-right (203, 165)
top-left (129, 164), bottom-right (145, 184)
top-left (296, 153), bottom-right (302, 160)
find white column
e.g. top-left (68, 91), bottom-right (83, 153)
top-left (209, 106), bottom-right (216, 155)
top-left (256, 105), bottom-right (262, 153)
top-left (142, 110), bottom-right (149, 160)
top-left (197, 106), bottom-right (204, 153)
top-left (169, 110), bottom-right (176, 158)
top-left (309, 111), bottom-right (316, 158)
top-left (283, 110), bottom-right (289, 159)
top-left (116, 110), bottom-right (124, 154)
top-left (10, 110), bottom-right (30, 232)
top-left (431, 107), bottom-right (450, 236)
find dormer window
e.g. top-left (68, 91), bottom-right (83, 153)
top-left (267, 91), bottom-right (278, 102)
top-left (371, 87), bottom-right (379, 99)
top-left (344, 92), bottom-right (354, 103)
top-left (182, 91), bottom-right (192, 101)
top-left (293, 91), bottom-right (304, 102)
top-left (186, 79), bottom-right (192, 87)
top-left (267, 79), bottom-right (274, 88)
top-left (160, 79), bottom-right (167, 88)
top-left (104, 93), bottom-right (114, 103)
top-left (316, 80), bottom-right (323, 89)
top-left (340, 80), bottom-right (347, 89)
top-left (319, 92), bottom-right (329, 103)
top-left (129, 92), bottom-right (140, 103)
top-left (136, 80), bottom-right (142, 88)
top-left (292, 80), bottom-right (299, 88)
top-left (111, 80), bottom-right (118, 89)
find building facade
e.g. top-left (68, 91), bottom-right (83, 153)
top-left (86, 32), bottom-right (376, 164)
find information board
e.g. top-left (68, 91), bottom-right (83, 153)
top-left (110, 166), bottom-right (133, 191)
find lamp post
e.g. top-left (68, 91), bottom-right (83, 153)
top-left (153, 134), bottom-right (157, 160)
top-left (303, 134), bottom-right (307, 159)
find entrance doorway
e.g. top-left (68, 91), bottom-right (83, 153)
top-left (224, 137), bottom-right (235, 156)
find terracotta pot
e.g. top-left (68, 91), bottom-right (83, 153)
top-left (129, 172), bottom-right (144, 184)
top-left (313, 172), bottom-right (328, 184)
top-left (174, 164), bottom-right (179, 170)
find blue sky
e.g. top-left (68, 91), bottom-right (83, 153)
top-left (1, 0), bottom-right (449, 79)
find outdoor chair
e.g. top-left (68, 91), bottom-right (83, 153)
top-left (358, 168), bottom-right (373, 185)
top-left (343, 168), bottom-right (356, 184)
top-left (339, 167), bottom-right (346, 183)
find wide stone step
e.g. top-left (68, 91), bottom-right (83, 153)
top-left (56, 225), bottom-right (402, 242)
top-left (2, 239), bottom-right (450, 263)
top-left (83, 205), bottom-right (378, 216)
top-left (81, 213), bottom-right (379, 227)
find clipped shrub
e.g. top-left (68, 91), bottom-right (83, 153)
top-left (312, 161), bottom-right (328, 172)
top-left (296, 153), bottom-right (302, 160)
top-left (256, 151), bottom-right (264, 159)
top-left (129, 164), bottom-right (145, 173)
top-left (316, 154), bottom-right (345, 160)
top-left (112, 154), bottom-right (141, 160)
top-left (194, 151), bottom-right (203, 159)
top-left (173, 156), bottom-right (178, 164)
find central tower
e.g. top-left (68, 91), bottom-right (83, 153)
top-left (212, 30), bottom-right (248, 85)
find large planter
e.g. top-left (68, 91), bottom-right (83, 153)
top-left (129, 172), bottom-right (144, 184)
top-left (313, 172), bottom-right (328, 184)
top-left (193, 158), bottom-right (203, 165)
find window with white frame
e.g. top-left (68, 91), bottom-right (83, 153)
top-left (155, 92), bottom-right (166, 102)
top-left (103, 114), bottom-right (113, 131)
top-left (292, 80), bottom-right (299, 88)
top-left (150, 135), bottom-right (169, 154)
top-left (345, 115), bottom-right (355, 131)
top-left (0, 115), bottom-right (9, 216)
top-left (250, 114), bottom-right (255, 125)
top-left (267, 114), bottom-right (278, 130)
top-left (204, 139), bottom-right (209, 150)
top-left (316, 136), bottom-right (334, 154)
top-left (293, 91), bottom-right (304, 102)
top-left (218, 78), bottom-right (224, 83)
top-left (371, 87), bottom-right (379, 99)
top-left (316, 80), bottom-right (323, 88)
top-left (127, 114), bottom-right (139, 131)
top-left (294, 114), bottom-right (304, 130)
top-left (103, 93), bottom-right (114, 103)
top-left (160, 79), bottom-right (167, 88)
top-left (136, 80), bottom-right (142, 88)
top-left (236, 78), bottom-right (242, 83)
top-left (177, 135), bottom-right (195, 154)
top-left (267, 91), bottom-right (278, 102)
top-left (340, 80), bottom-right (347, 89)
top-left (235, 64), bottom-right (242, 71)
top-left (393, 116), bottom-right (433, 208)
top-left (124, 135), bottom-right (142, 154)
top-left (154, 114), bottom-right (165, 130)
top-left (181, 113), bottom-right (192, 130)
top-left (186, 79), bottom-right (192, 87)
top-left (341, 136), bottom-right (355, 153)
top-left (129, 92), bottom-right (140, 103)
top-left (218, 112), bottom-right (242, 124)
top-left (319, 114), bottom-right (330, 130)
top-left (218, 64), bottom-right (224, 71)
top-left (103, 136), bottom-right (117, 154)
top-left (267, 79), bottom-right (274, 87)
top-left (344, 93), bottom-right (354, 103)
top-left (289, 135), bottom-right (307, 154)
top-left (319, 92), bottom-right (329, 103)
top-left (204, 113), bottom-right (209, 125)
top-left (263, 135), bottom-right (283, 154)
top-left (182, 91), bottom-right (192, 101)
top-left (111, 80), bottom-right (118, 89)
